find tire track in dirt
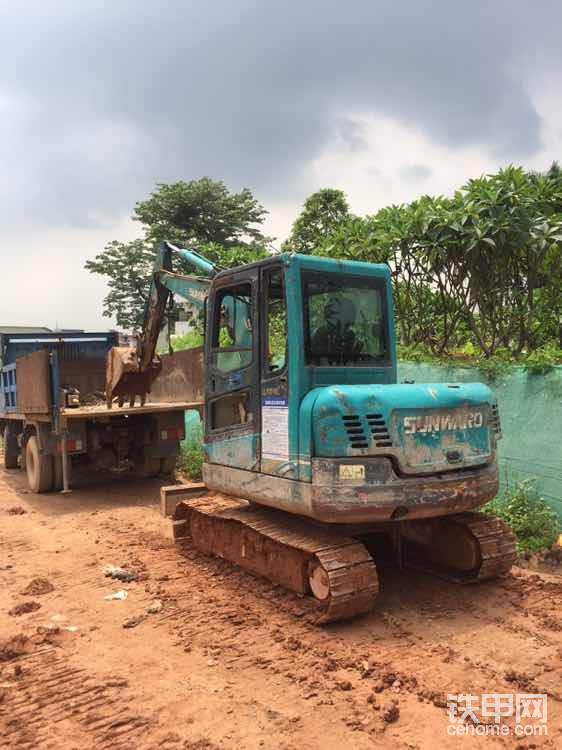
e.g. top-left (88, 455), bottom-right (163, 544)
top-left (1, 646), bottom-right (152, 750)
top-left (3, 471), bottom-right (562, 749)
top-left (96, 514), bottom-right (562, 746)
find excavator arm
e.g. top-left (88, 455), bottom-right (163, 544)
top-left (105, 241), bottom-right (217, 408)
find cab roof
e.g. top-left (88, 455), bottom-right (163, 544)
top-left (214, 252), bottom-right (391, 282)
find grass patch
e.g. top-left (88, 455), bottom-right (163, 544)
top-left (484, 480), bottom-right (561, 553)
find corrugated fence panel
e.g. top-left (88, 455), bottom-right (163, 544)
top-left (398, 362), bottom-right (562, 521)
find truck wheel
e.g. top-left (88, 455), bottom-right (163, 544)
top-left (3, 425), bottom-right (20, 469)
top-left (25, 435), bottom-right (54, 493)
top-left (160, 455), bottom-right (177, 476)
top-left (135, 455), bottom-right (161, 479)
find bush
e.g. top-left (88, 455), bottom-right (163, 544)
top-left (523, 343), bottom-right (562, 375)
top-left (176, 419), bottom-right (203, 481)
top-left (170, 328), bottom-right (204, 351)
top-left (484, 481), bottom-right (561, 553)
top-left (396, 340), bottom-right (562, 382)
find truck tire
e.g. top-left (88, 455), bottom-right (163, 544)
top-left (160, 455), bottom-right (177, 476)
top-left (25, 435), bottom-right (54, 493)
top-left (3, 424), bottom-right (20, 470)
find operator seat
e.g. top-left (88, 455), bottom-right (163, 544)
top-left (310, 297), bottom-right (363, 364)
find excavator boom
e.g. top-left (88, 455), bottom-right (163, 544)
top-left (105, 241), bottom-right (216, 407)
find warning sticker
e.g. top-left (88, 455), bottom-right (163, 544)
top-left (262, 396), bottom-right (289, 460)
top-left (339, 464), bottom-right (365, 480)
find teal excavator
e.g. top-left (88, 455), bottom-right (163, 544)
top-left (106, 241), bottom-right (517, 622)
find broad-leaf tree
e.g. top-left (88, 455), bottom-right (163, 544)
top-left (85, 239), bottom-right (155, 330)
top-left (315, 167), bottom-right (562, 356)
top-left (85, 178), bottom-right (271, 329)
top-left (134, 177), bottom-right (270, 247)
top-left (283, 188), bottom-right (350, 253)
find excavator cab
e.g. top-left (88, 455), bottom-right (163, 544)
top-left (202, 254), bottom-right (396, 482)
top-left (202, 253), bottom-right (505, 530)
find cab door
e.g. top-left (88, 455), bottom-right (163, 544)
top-left (260, 265), bottom-right (290, 476)
top-left (203, 269), bottom-right (261, 470)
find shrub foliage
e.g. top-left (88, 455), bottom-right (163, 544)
top-left (484, 481), bottom-right (561, 553)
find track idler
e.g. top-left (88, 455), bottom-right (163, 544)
top-left (401, 512), bottom-right (517, 583)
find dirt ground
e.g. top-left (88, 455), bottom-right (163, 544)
top-left (1, 467), bottom-right (561, 750)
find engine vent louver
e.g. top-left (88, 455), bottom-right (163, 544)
top-left (366, 413), bottom-right (394, 448)
top-left (342, 415), bottom-right (369, 449)
top-left (490, 404), bottom-right (502, 438)
top-left (342, 414), bottom-right (394, 450)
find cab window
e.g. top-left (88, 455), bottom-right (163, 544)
top-left (303, 271), bottom-right (387, 366)
top-left (211, 283), bottom-right (253, 373)
top-left (264, 269), bottom-right (287, 374)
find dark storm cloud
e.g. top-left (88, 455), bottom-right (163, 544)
top-left (1, 0), bottom-right (561, 231)
top-left (337, 119), bottom-right (369, 153)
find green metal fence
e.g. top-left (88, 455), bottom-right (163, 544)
top-left (398, 362), bottom-right (562, 520)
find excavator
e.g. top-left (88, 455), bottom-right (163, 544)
top-left (106, 240), bottom-right (517, 622)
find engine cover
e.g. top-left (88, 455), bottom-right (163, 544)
top-left (310, 382), bottom-right (498, 475)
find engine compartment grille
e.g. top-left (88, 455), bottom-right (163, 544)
top-left (366, 413), bottom-right (393, 447)
top-left (342, 415), bottom-right (369, 449)
top-left (342, 414), bottom-right (393, 450)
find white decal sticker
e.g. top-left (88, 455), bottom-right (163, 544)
top-left (262, 397), bottom-right (289, 460)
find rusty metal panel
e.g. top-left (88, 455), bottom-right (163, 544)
top-left (16, 350), bottom-right (51, 414)
top-left (203, 459), bottom-right (499, 525)
top-left (149, 347), bottom-right (204, 404)
top-left (59, 357), bottom-right (107, 399)
top-left (105, 346), bottom-right (162, 407)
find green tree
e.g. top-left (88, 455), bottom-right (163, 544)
top-left (85, 239), bottom-right (155, 329)
top-left (447, 166), bottom-right (562, 354)
top-left (314, 167), bottom-right (562, 356)
top-left (283, 188), bottom-right (350, 253)
top-left (134, 177), bottom-right (270, 247)
top-left (85, 178), bottom-right (271, 329)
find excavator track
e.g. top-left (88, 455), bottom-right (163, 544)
top-left (178, 496), bottom-right (379, 623)
top-left (403, 511), bottom-right (518, 584)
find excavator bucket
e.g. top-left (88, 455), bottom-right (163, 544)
top-left (105, 346), bottom-right (162, 408)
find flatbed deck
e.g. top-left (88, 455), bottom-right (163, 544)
top-left (62, 401), bottom-right (202, 419)
top-left (1, 401), bottom-right (203, 422)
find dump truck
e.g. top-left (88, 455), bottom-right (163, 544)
top-left (107, 241), bottom-right (517, 623)
top-left (0, 329), bottom-right (198, 492)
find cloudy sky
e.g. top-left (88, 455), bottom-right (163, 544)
top-left (1, 1), bottom-right (562, 330)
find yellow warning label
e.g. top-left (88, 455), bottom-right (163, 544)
top-left (339, 464), bottom-right (365, 480)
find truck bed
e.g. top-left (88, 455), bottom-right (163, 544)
top-left (61, 401), bottom-right (203, 419)
top-left (1, 401), bottom-right (203, 422)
